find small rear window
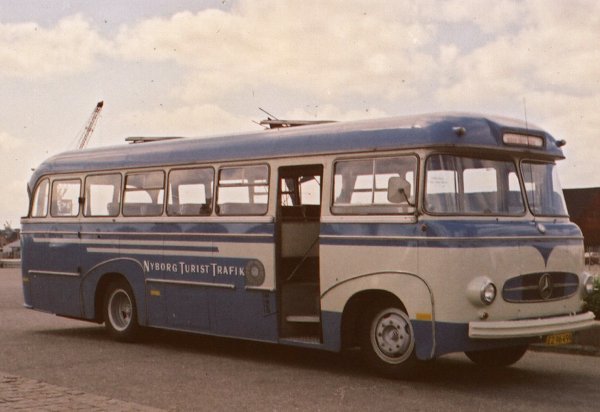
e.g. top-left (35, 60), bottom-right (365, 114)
top-left (31, 179), bottom-right (50, 218)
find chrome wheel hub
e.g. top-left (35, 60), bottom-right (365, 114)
top-left (109, 289), bottom-right (132, 332)
top-left (371, 308), bottom-right (414, 364)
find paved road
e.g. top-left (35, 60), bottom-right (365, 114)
top-left (2, 267), bottom-right (600, 411)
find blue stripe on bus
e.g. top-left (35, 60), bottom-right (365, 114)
top-left (321, 220), bottom-right (582, 238)
top-left (321, 220), bottom-right (582, 247)
top-left (80, 221), bottom-right (276, 234)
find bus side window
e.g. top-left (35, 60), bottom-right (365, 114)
top-left (167, 168), bottom-right (214, 216)
top-left (84, 174), bottom-right (122, 217)
top-left (332, 155), bottom-right (417, 215)
top-left (50, 179), bottom-right (81, 217)
top-left (217, 165), bottom-right (269, 215)
top-left (31, 178), bottom-right (50, 217)
top-left (123, 171), bottom-right (165, 217)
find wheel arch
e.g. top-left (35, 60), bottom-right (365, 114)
top-left (341, 289), bottom-right (405, 350)
top-left (80, 258), bottom-right (147, 325)
top-left (321, 271), bottom-right (436, 360)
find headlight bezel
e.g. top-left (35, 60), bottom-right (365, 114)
top-left (467, 276), bottom-right (498, 307)
top-left (480, 282), bottom-right (497, 305)
top-left (583, 272), bottom-right (596, 296)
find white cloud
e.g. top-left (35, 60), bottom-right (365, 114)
top-left (428, 0), bottom-right (522, 33)
top-left (115, 1), bottom-right (438, 103)
top-left (118, 104), bottom-right (255, 137)
top-left (435, 2), bottom-right (600, 107)
top-left (0, 15), bottom-right (109, 79)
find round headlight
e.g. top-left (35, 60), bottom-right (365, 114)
top-left (583, 273), bottom-right (596, 296)
top-left (481, 282), bottom-right (497, 305)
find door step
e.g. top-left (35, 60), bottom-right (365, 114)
top-left (282, 335), bottom-right (321, 345)
top-left (286, 315), bottom-right (320, 323)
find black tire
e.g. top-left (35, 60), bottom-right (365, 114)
top-left (104, 279), bottom-right (140, 342)
top-left (465, 345), bottom-right (528, 368)
top-left (359, 305), bottom-right (417, 378)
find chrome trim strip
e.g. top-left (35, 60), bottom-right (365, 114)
top-left (80, 231), bottom-right (273, 238)
top-left (244, 286), bottom-right (275, 292)
top-left (23, 231), bottom-right (579, 242)
top-left (23, 230), bottom-right (273, 239)
top-left (504, 282), bottom-right (579, 292)
top-left (21, 215), bottom-right (275, 225)
top-left (22, 230), bottom-right (79, 236)
top-left (28, 269), bottom-right (80, 277)
top-left (145, 278), bottom-right (235, 289)
top-left (33, 238), bottom-right (216, 248)
top-left (87, 247), bottom-right (214, 257)
top-left (320, 234), bottom-right (583, 242)
top-left (321, 216), bottom-right (417, 224)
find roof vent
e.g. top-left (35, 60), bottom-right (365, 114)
top-left (453, 126), bottom-right (467, 137)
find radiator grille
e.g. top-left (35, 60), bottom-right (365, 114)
top-left (502, 272), bottom-right (579, 303)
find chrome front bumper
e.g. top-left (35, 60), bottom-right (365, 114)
top-left (469, 311), bottom-right (596, 339)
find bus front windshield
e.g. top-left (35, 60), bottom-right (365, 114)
top-left (425, 154), bottom-right (525, 215)
top-left (521, 161), bottom-right (568, 216)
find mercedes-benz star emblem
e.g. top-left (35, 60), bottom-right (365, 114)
top-left (538, 273), bottom-right (554, 300)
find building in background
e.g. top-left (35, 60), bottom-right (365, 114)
top-left (0, 225), bottom-right (21, 265)
top-left (564, 187), bottom-right (600, 265)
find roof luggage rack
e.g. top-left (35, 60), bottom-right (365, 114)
top-left (257, 107), bottom-right (336, 129)
top-left (259, 119), bottom-right (337, 129)
top-left (125, 136), bottom-right (184, 144)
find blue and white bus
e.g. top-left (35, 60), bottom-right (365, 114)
top-left (21, 113), bottom-right (596, 377)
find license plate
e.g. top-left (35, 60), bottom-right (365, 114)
top-left (545, 332), bottom-right (573, 345)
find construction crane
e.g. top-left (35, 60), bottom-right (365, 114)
top-left (75, 101), bottom-right (104, 149)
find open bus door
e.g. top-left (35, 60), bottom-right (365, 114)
top-left (276, 165), bottom-right (323, 343)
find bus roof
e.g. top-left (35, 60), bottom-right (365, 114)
top-left (29, 112), bottom-right (564, 188)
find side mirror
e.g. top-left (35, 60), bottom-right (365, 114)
top-left (387, 176), bottom-right (413, 205)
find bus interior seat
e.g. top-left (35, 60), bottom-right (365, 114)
top-left (217, 203), bottom-right (266, 215)
top-left (169, 203), bottom-right (211, 216)
top-left (107, 202), bottom-right (120, 216)
top-left (122, 203), bottom-right (162, 216)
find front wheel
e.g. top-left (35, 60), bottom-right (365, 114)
top-left (359, 305), bottom-right (417, 378)
top-left (465, 345), bottom-right (528, 367)
top-left (104, 280), bottom-right (140, 342)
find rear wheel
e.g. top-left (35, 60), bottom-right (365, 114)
top-left (104, 280), bottom-right (139, 342)
top-left (465, 345), bottom-right (528, 367)
top-left (359, 305), bottom-right (417, 378)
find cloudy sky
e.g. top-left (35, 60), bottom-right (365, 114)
top-left (1, 0), bottom-right (599, 227)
